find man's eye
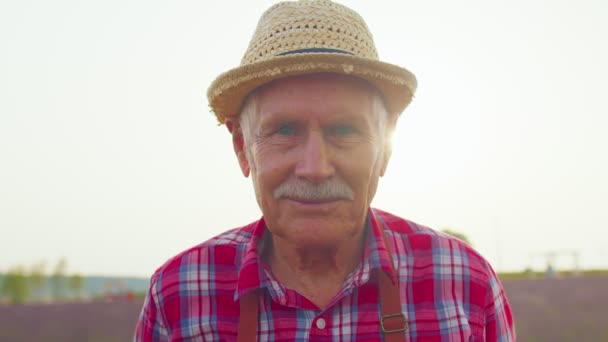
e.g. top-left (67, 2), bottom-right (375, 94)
top-left (331, 124), bottom-right (355, 135)
top-left (277, 124), bottom-right (295, 136)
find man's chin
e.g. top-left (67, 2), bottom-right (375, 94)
top-left (275, 216), bottom-right (359, 243)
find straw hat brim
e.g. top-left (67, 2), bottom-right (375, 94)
top-left (207, 52), bottom-right (417, 124)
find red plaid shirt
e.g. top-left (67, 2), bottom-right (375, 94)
top-left (135, 208), bottom-right (515, 341)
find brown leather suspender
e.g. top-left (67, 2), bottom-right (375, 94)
top-left (236, 233), bottom-right (407, 341)
top-left (237, 289), bottom-right (260, 342)
top-left (378, 256), bottom-right (409, 341)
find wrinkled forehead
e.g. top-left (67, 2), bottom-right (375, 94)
top-left (252, 73), bottom-right (380, 118)
top-left (251, 74), bottom-right (376, 122)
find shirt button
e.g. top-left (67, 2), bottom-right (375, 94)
top-left (315, 318), bottom-right (326, 329)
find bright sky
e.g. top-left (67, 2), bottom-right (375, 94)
top-left (1, 0), bottom-right (607, 277)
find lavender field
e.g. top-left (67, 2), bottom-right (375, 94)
top-left (502, 275), bottom-right (608, 341)
top-left (1, 276), bottom-right (606, 341)
top-left (0, 300), bottom-right (142, 342)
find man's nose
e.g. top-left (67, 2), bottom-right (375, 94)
top-left (294, 130), bottom-right (335, 181)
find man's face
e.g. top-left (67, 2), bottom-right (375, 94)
top-left (234, 74), bottom-right (392, 249)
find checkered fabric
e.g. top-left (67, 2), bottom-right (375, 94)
top-left (135, 208), bottom-right (515, 341)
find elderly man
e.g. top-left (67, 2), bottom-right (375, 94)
top-left (135, 1), bottom-right (515, 341)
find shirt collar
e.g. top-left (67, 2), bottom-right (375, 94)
top-left (234, 217), bottom-right (267, 300)
top-left (234, 208), bottom-right (397, 301)
top-left (350, 209), bottom-right (397, 287)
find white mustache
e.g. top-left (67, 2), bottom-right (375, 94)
top-left (274, 177), bottom-right (354, 201)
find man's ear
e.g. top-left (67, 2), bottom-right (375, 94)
top-left (379, 115), bottom-right (398, 177)
top-left (379, 142), bottom-right (392, 177)
top-left (226, 118), bottom-right (250, 177)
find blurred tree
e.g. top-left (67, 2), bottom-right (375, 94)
top-left (1, 266), bottom-right (29, 304)
top-left (50, 257), bottom-right (68, 301)
top-left (69, 274), bottom-right (84, 300)
top-left (441, 228), bottom-right (472, 246)
top-left (29, 261), bottom-right (47, 301)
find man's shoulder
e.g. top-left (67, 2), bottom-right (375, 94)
top-left (374, 207), bottom-right (452, 239)
top-left (374, 208), bottom-right (492, 272)
top-left (148, 219), bottom-right (259, 286)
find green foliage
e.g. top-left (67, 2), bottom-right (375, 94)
top-left (134, 291), bottom-right (148, 300)
top-left (498, 269), bottom-right (608, 280)
top-left (50, 257), bottom-right (68, 300)
top-left (1, 266), bottom-right (29, 304)
top-left (69, 274), bottom-right (84, 299)
top-left (441, 228), bottom-right (472, 246)
top-left (2, 258), bottom-right (154, 304)
top-left (28, 261), bottom-right (47, 301)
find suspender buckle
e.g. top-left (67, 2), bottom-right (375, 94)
top-left (380, 313), bottom-right (408, 334)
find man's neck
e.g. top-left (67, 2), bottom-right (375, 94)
top-left (265, 230), bottom-right (366, 309)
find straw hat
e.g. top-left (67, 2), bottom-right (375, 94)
top-left (207, 0), bottom-right (417, 124)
